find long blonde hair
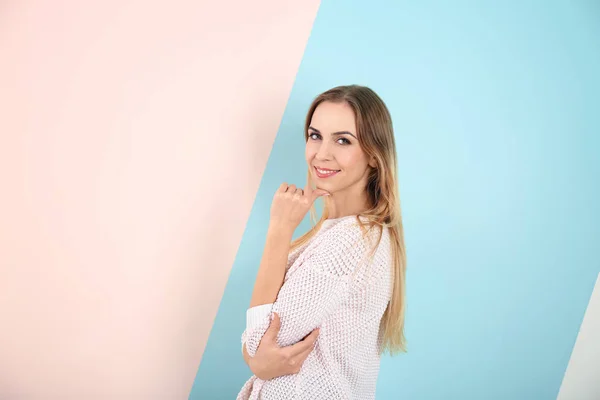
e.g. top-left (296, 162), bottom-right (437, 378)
top-left (291, 85), bottom-right (407, 355)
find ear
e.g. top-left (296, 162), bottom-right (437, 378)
top-left (369, 156), bottom-right (377, 169)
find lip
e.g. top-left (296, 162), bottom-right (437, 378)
top-left (314, 166), bottom-right (340, 179)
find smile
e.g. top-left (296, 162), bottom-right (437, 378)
top-left (314, 166), bottom-right (340, 178)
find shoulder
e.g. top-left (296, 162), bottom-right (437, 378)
top-left (308, 216), bottom-right (390, 275)
top-left (319, 215), bottom-right (388, 248)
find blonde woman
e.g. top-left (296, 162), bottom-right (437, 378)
top-left (238, 85), bottom-right (407, 399)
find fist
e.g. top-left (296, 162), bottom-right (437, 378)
top-left (270, 182), bottom-right (329, 231)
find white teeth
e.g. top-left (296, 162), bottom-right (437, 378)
top-left (317, 168), bottom-right (338, 175)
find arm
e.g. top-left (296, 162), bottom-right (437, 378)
top-left (244, 220), bottom-right (373, 356)
top-left (242, 181), bottom-right (329, 358)
top-left (249, 224), bottom-right (293, 308)
top-left (243, 314), bottom-right (319, 380)
top-left (242, 343), bottom-right (251, 365)
top-left (249, 179), bottom-right (324, 309)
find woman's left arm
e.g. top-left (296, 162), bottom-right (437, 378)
top-left (242, 314), bottom-right (319, 380)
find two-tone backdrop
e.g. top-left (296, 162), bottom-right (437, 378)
top-left (1, 1), bottom-right (598, 399)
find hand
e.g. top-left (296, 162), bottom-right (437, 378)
top-left (243, 313), bottom-right (320, 380)
top-left (269, 178), bottom-right (329, 233)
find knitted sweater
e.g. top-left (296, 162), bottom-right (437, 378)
top-left (237, 215), bottom-right (393, 400)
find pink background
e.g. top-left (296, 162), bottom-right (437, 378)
top-left (0, 1), bottom-right (319, 398)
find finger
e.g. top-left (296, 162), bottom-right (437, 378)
top-left (278, 183), bottom-right (289, 193)
top-left (285, 331), bottom-right (320, 372)
top-left (263, 313), bottom-right (281, 342)
top-left (285, 347), bottom-right (312, 374)
top-left (303, 327), bottom-right (320, 346)
top-left (311, 188), bottom-right (330, 202)
top-left (288, 328), bottom-right (320, 356)
top-left (304, 172), bottom-right (314, 196)
top-left (295, 337), bottom-right (317, 363)
top-left (287, 184), bottom-right (296, 193)
top-left (295, 187), bottom-right (304, 196)
top-left (305, 173), bottom-right (329, 201)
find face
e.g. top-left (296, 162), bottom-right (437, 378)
top-left (305, 101), bottom-right (375, 196)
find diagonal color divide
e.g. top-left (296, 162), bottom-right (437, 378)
top-left (192, 1), bottom-right (600, 399)
top-left (557, 273), bottom-right (600, 400)
top-left (0, 0), bottom-right (321, 398)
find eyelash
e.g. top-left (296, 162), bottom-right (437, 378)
top-left (308, 132), bottom-right (351, 145)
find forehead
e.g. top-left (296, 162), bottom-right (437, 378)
top-left (310, 101), bottom-right (356, 134)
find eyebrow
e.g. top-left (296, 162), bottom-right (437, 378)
top-left (308, 126), bottom-right (357, 139)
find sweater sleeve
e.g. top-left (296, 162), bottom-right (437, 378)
top-left (242, 221), bottom-right (376, 357)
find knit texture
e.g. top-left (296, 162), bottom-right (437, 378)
top-left (238, 215), bottom-right (393, 400)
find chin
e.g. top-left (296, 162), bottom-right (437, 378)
top-left (316, 182), bottom-right (336, 193)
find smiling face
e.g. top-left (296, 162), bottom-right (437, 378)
top-left (305, 101), bottom-right (375, 198)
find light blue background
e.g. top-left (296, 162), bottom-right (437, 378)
top-left (190, 1), bottom-right (600, 398)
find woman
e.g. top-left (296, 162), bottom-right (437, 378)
top-left (237, 85), bottom-right (407, 399)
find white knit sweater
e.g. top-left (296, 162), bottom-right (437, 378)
top-left (238, 215), bottom-right (393, 400)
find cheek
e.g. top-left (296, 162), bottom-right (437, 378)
top-left (305, 142), bottom-right (317, 161)
top-left (337, 148), bottom-right (365, 171)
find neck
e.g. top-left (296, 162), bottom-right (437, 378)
top-left (326, 184), bottom-right (370, 219)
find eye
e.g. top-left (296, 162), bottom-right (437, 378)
top-left (337, 137), bottom-right (351, 145)
top-left (308, 132), bottom-right (321, 140)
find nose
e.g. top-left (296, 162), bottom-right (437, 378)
top-left (315, 140), bottom-right (333, 161)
